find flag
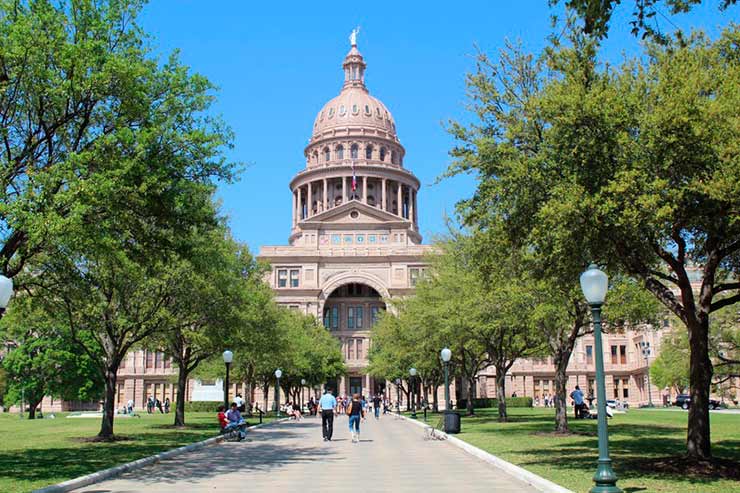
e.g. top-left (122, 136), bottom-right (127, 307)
top-left (351, 163), bottom-right (357, 192)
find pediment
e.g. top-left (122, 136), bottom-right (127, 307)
top-left (301, 200), bottom-right (405, 226)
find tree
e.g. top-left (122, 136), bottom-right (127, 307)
top-left (0, 0), bottom-right (235, 288)
top-left (0, 296), bottom-right (102, 418)
top-left (651, 327), bottom-right (690, 394)
top-left (447, 25), bottom-right (738, 457)
top-left (152, 229), bottom-right (269, 427)
top-left (552, 0), bottom-right (737, 40)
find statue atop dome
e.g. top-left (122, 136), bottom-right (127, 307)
top-left (349, 26), bottom-right (360, 46)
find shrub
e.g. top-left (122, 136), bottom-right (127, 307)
top-left (184, 401), bottom-right (222, 413)
top-left (457, 397), bottom-right (533, 409)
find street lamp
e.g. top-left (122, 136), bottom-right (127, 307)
top-left (640, 341), bottom-right (654, 407)
top-left (395, 378), bottom-right (401, 415)
top-left (274, 369), bottom-right (282, 417)
top-left (409, 367), bottom-right (418, 419)
top-left (222, 350), bottom-right (233, 409)
top-left (301, 378), bottom-right (306, 411)
top-left (580, 264), bottom-right (622, 493)
top-left (0, 275), bottom-right (14, 316)
top-left (441, 348), bottom-right (452, 410)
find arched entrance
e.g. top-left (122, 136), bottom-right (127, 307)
top-left (322, 281), bottom-right (387, 397)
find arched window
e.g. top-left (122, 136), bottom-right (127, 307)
top-left (313, 151), bottom-right (318, 164)
top-left (324, 147), bottom-right (330, 162)
top-left (366, 145), bottom-right (373, 159)
top-left (351, 144), bottom-right (359, 159)
top-left (379, 147), bottom-right (386, 162)
top-left (390, 150), bottom-right (395, 164)
top-left (336, 145), bottom-right (344, 160)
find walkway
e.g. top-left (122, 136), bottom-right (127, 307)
top-left (75, 413), bottom-right (540, 492)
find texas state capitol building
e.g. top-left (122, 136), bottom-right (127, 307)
top-left (257, 36), bottom-right (433, 398)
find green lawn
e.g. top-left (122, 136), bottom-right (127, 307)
top-left (0, 411), bottom-right (271, 493)
top-left (428, 407), bottom-right (740, 493)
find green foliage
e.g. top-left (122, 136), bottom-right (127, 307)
top-left (458, 397), bottom-right (533, 409)
top-left (651, 328), bottom-right (690, 393)
top-left (183, 401), bottom-right (223, 413)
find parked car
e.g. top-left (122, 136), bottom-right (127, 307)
top-left (606, 399), bottom-right (629, 410)
top-left (673, 394), bottom-right (722, 410)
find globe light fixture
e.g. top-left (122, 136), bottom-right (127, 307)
top-left (0, 275), bottom-right (14, 314)
top-left (580, 264), bottom-right (621, 493)
top-left (275, 369), bottom-right (282, 379)
top-left (640, 341), bottom-right (654, 407)
top-left (222, 350), bottom-right (233, 408)
top-left (440, 348), bottom-right (451, 363)
top-left (441, 348), bottom-right (452, 412)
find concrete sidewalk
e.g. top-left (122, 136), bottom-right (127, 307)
top-left (74, 413), bottom-right (540, 492)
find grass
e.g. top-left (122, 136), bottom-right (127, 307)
top-left (419, 407), bottom-right (740, 493)
top-left (0, 410), bottom-right (272, 493)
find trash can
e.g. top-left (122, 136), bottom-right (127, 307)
top-left (443, 410), bottom-right (461, 434)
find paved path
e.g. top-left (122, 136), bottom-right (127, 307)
top-left (75, 413), bottom-right (539, 492)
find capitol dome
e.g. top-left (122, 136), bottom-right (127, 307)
top-left (304, 42), bottom-right (405, 168)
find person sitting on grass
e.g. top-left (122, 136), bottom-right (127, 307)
top-left (219, 403), bottom-right (247, 440)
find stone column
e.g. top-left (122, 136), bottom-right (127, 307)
top-left (397, 182), bottom-right (403, 217)
top-left (323, 178), bottom-right (328, 211)
top-left (409, 188), bottom-right (415, 227)
top-left (292, 190), bottom-right (297, 226)
top-left (362, 175), bottom-right (367, 204)
top-left (381, 178), bottom-right (387, 211)
top-left (297, 186), bottom-right (303, 220)
top-left (307, 181), bottom-right (312, 217)
top-left (342, 175), bottom-right (347, 204)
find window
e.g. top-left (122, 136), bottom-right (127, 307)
top-left (613, 376), bottom-right (620, 399)
top-left (146, 350), bottom-right (153, 368)
top-left (622, 378), bottom-right (629, 399)
top-left (364, 104), bottom-right (371, 115)
top-left (277, 269), bottom-right (288, 288)
top-left (325, 307), bottom-right (339, 329)
top-left (289, 269), bottom-right (300, 288)
top-left (351, 144), bottom-right (359, 159)
top-left (379, 147), bottom-right (386, 161)
top-left (366, 145), bottom-right (373, 159)
top-left (328, 107), bottom-right (335, 118)
top-left (336, 145), bottom-right (344, 159)
top-left (356, 235), bottom-right (364, 243)
top-left (586, 345), bottom-right (593, 365)
top-left (368, 235), bottom-right (377, 243)
top-left (588, 378), bottom-right (595, 397)
top-left (348, 307), bottom-right (355, 329)
top-left (332, 234), bottom-right (341, 245)
top-left (357, 339), bottom-right (363, 359)
top-left (120, 357), bottom-right (126, 369)
top-left (391, 150), bottom-right (396, 164)
top-left (164, 357), bottom-right (171, 369)
top-left (348, 339), bottom-right (355, 359)
top-left (344, 235), bottom-right (353, 244)
top-left (371, 306), bottom-right (382, 324)
top-left (620, 345), bottom-right (627, 364)
top-left (409, 268), bottom-right (420, 286)
top-left (352, 104), bottom-right (359, 114)
top-left (339, 105), bottom-right (346, 116)
top-left (324, 147), bottom-right (330, 162)
top-left (289, 305), bottom-right (300, 311)
top-left (611, 345), bottom-right (618, 365)
top-left (356, 306), bottom-right (363, 328)
top-left (155, 351), bottom-right (162, 368)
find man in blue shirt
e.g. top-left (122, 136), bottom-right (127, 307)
top-left (318, 388), bottom-right (337, 441)
top-left (570, 385), bottom-right (585, 419)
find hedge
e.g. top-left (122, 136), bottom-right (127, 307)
top-left (184, 401), bottom-right (223, 413)
top-left (457, 397), bottom-right (533, 409)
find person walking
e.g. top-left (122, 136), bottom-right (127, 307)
top-left (319, 388), bottom-right (337, 442)
top-left (372, 394), bottom-right (382, 420)
top-left (164, 397), bottom-right (170, 414)
top-left (347, 393), bottom-right (365, 443)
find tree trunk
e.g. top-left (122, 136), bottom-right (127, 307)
top-left (27, 396), bottom-right (43, 419)
top-left (432, 384), bottom-right (439, 412)
top-left (262, 383), bottom-right (269, 413)
top-left (553, 348), bottom-right (572, 433)
top-left (98, 366), bottom-right (117, 439)
top-left (466, 377), bottom-right (476, 416)
top-left (245, 381), bottom-right (254, 414)
top-left (687, 316), bottom-right (712, 459)
top-left (495, 367), bottom-right (507, 422)
top-left (174, 366), bottom-right (189, 427)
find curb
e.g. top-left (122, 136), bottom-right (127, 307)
top-left (397, 414), bottom-right (573, 493)
top-left (33, 418), bottom-right (290, 493)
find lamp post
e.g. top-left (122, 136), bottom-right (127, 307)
top-left (409, 368), bottom-right (417, 419)
top-left (580, 264), bottom-right (622, 493)
top-left (639, 341), bottom-right (654, 407)
top-left (274, 369), bottom-right (282, 417)
top-left (222, 350), bottom-right (233, 409)
top-left (0, 275), bottom-right (14, 316)
top-left (395, 378), bottom-right (401, 415)
top-left (301, 379), bottom-right (306, 411)
top-left (441, 348), bottom-right (452, 410)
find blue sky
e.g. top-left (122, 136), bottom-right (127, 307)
top-left (140, 1), bottom-right (735, 253)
